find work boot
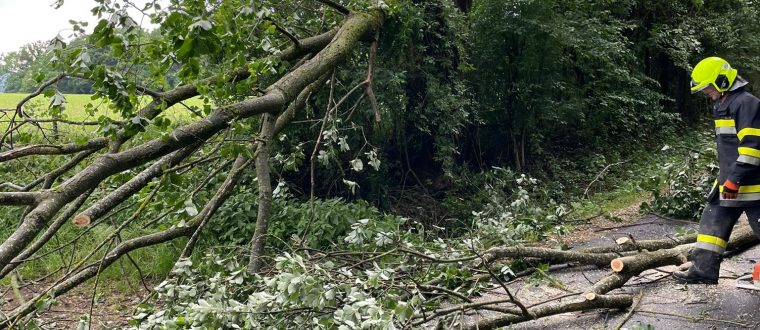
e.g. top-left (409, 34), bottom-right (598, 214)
top-left (672, 248), bottom-right (721, 284)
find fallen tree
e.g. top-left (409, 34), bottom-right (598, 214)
top-left (458, 224), bottom-right (759, 329)
top-left (1, 0), bottom-right (758, 329)
top-left (0, 1), bottom-right (386, 326)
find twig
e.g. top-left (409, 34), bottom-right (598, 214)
top-left (0, 182), bottom-right (24, 191)
top-left (594, 221), bottom-right (659, 232)
top-left (584, 160), bottom-right (629, 198)
top-left (1, 73), bottom-right (67, 147)
top-left (646, 212), bottom-right (697, 224)
top-left (315, 0), bottom-right (350, 15)
top-left (0, 118), bottom-right (118, 126)
top-left (468, 238), bottom-right (531, 318)
top-left (614, 291), bottom-right (644, 330)
top-left (525, 292), bottom-right (582, 309)
top-left (534, 266), bottom-right (572, 292)
top-left (269, 19), bottom-right (300, 47)
top-left (88, 238), bottom-right (116, 329)
top-left (636, 309), bottom-right (750, 328)
top-left (10, 271), bottom-right (25, 305)
top-left (398, 248), bottom-right (477, 263)
top-left (364, 30), bottom-right (381, 123)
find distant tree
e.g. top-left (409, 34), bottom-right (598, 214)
top-left (0, 41), bottom-right (49, 92)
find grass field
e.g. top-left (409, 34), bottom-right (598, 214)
top-left (0, 93), bottom-right (205, 140)
top-left (0, 93), bottom-right (203, 121)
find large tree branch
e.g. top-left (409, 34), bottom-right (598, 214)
top-left (476, 246), bottom-right (637, 268)
top-left (464, 294), bottom-right (633, 330)
top-left (247, 113), bottom-right (276, 273)
top-left (0, 192), bottom-right (40, 205)
top-left (0, 139), bottom-right (108, 163)
top-left (72, 144), bottom-right (200, 226)
top-left (108, 28), bottom-right (340, 152)
top-left (590, 224), bottom-right (759, 295)
top-left (1, 139), bottom-right (255, 325)
top-left (0, 190), bottom-right (93, 278)
top-left (0, 29), bottom-right (338, 159)
top-left (0, 9), bottom-right (384, 273)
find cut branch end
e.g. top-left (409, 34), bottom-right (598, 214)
top-left (73, 214), bottom-right (91, 227)
top-left (611, 258), bottom-right (625, 272)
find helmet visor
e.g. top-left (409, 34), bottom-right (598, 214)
top-left (690, 79), bottom-right (709, 94)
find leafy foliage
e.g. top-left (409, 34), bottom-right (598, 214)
top-left (640, 133), bottom-right (717, 219)
top-left (469, 168), bottom-right (569, 246)
top-left (208, 180), bottom-right (396, 250)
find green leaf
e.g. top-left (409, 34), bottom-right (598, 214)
top-left (184, 199), bottom-right (199, 217)
top-left (176, 36), bottom-right (196, 60)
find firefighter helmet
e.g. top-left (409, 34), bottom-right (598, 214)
top-left (691, 57), bottom-right (738, 94)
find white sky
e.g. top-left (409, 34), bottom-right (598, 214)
top-left (0, 0), bottom-right (157, 54)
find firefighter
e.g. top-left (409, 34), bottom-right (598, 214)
top-left (673, 57), bottom-right (760, 284)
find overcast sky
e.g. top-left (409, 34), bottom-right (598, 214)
top-left (0, 1), bottom-right (156, 54)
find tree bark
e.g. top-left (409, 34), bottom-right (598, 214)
top-left (464, 294), bottom-right (633, 330)
top-left (248, 113), bottom-right (276, 274)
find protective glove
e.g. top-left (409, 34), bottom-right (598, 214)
top-left (723, 180), bottom-right (739, 200)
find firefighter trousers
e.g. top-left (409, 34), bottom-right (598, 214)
top-left (696, 195), bottom-right (760, 254)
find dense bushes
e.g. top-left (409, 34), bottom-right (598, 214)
top-left (640, 131), bottom-right (717, 219)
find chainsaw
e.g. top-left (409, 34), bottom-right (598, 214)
top-left (735, 263), bottom-right (760, 291)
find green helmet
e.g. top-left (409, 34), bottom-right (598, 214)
top-left (690, 57), bottom-right (738, 94)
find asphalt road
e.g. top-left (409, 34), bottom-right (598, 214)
top-left (457, 214), bottom-right (760, 330)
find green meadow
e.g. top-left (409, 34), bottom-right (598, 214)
top-left (0, 93), bottom-right (202, 120)
top-left (0, 93), bottom-right (204, 140)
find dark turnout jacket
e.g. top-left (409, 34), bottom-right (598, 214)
top-left (709, 81), bottom-right (760, 207)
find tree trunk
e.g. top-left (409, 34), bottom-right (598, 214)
top-left (248, 113), bottom-right (276, 274)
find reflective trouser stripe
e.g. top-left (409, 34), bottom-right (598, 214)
top-left (715, 119), bottom-right (736, 127)
top-left (721, 192), bottom-right (760, 201)
top-left (716, 126), bottom-right (737, 135)
top-left (738, 147), bottom-right (760, 159)
top-left (738, 154), bottom-right (760, 166)
top-left (695, 242), bottom-right (725, 253)
top-left (717, 188), bottom-right (760, 201)
top-left (720, 184), bottom-right (760, 193)
top-left (738, 127), bottom-right (760, 141)
top-left (696, 234), bottom-right (728, 253)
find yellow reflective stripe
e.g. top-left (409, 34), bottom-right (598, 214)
top-left (718, 184), bottom-right (760, 193)
top-left (738, 128), bottom-right (760, 141)
top-left (738, 147), bottom-right (760, 158)
top-left (740, 185), bottom-right (760, 193)
top-left (715, 119), bottom-right (736, 127)
top-left (697, 234), bottom-right (728, 249)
